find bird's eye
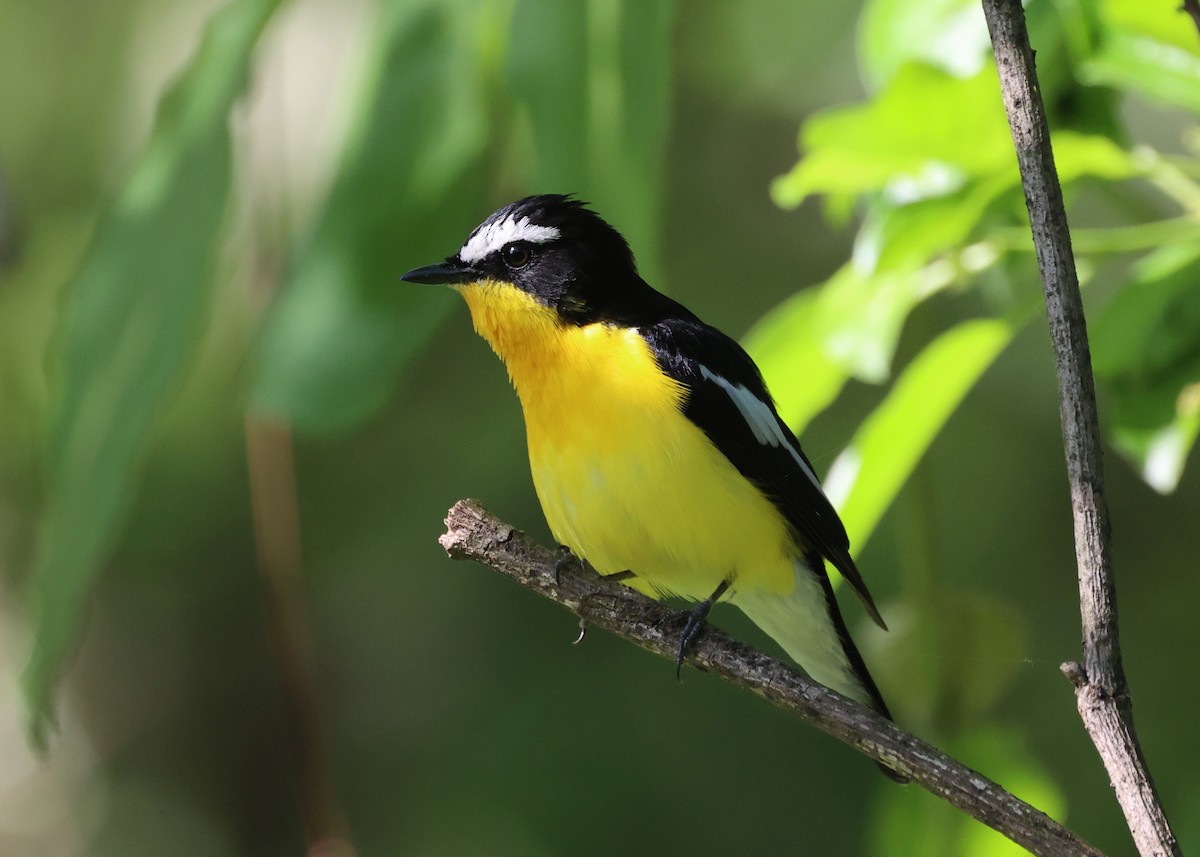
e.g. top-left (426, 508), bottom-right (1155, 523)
top-left (501, 243), bottom-right (532, 269)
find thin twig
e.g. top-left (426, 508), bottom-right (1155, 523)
top-left (980, 2), bottom-right (1180, 855)
top-left (441, 500), bottom-right (1103, 857)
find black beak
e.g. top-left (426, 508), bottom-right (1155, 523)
top-left (400, 258), bottom-right (479, 285)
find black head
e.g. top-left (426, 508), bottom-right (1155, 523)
top-left (401, 195), bottom-right (675, 325)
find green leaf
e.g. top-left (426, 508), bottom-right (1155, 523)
top-left (861, 131), bottom-right (1135, 273)
top-left (23, 0), bottom-right (282, 746)
top-left (1082, 29), bottom-right (1200, 114)
top-left (857, 0), bottom-right (991, 89)
top-left (1092, 243), bottom-right (1200, 379)
top-left (744, 287), bottom-right (848, 434)
top-left (772, 39), bottom-right (1138, 211)
top-left (827, 318), bottom-right (1015, 548)
top-left (508, 0), bottom-right (674, 281)
top-left (1092, 242), bottom-right (1200, 491)
top-left (816, 262), bottom-right (960, 383)
top-left (1098, 0), bottom-right (1200, 55)
top-left (1052, 131), bottom-right (1140, 182)
top-left (251, 0), bottom-right (494, 432)
top-left (862, 175), bottom-right (1009, 273)
top-left (745, 259), bottom-right (987, 432)
top-left (771, 64), bottom-right (1012, 210)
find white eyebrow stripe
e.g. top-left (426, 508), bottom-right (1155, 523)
top-left (458, 214), bottom-right (561, 264)
top-left (698, 365), bottom-right (824, 493)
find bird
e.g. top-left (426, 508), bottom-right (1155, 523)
top-left (402, 195), bottom-right (901, 777)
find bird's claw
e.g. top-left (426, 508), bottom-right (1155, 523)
top-left (674, 603), bottom-right (712, 680)
top-left (554, 544), bottom-right (578, 586)
top-left (671, 580), bottom-right (729, 680)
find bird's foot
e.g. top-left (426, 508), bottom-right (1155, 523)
top-left (599, 569), bottom-right (635, 583)
top-left (672, 580), bottom-right (731, 680)
top-left (674, 602), bottom-right (713, 680)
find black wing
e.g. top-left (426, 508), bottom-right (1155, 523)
top-left (643, 316), bottom-right (887, 630)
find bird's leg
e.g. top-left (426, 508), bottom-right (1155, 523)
top-left (599, 570), bottom-right (635, 582)
top-left (554, 544), bottom-right (581, 586)
top-left (675, 579), bottom-right (731, 679)
top-left (554, 545), bottom-right (635, 586)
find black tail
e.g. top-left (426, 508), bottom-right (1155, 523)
top-left (813, 559), bottom-right (907, 783)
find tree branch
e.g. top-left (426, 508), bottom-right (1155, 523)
top-left (981, 3), bottom-right (1180, 855)
top-left (441, 499), bottom-right (1103, 857)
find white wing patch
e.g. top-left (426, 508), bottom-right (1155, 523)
top-left (459, 214), bottom-right (561, 264)
top-left (698, 365), bottom-right (825, 493)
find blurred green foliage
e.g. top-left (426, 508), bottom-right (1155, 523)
top-left (1, 0), bottom-right (1199, 855)
top-left (253, 0), bottom-right (496, 431)
top-left (23, 0), bottom-right (283, 747)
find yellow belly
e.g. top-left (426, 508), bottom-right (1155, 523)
top-left (456, 280), bottom-right (796, 601)
top-left (528, 400), bottom-right (796, 600)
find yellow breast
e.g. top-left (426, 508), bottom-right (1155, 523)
top-left (457, 280), bottom-right (796, 600)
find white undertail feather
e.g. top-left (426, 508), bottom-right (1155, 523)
top-left (731, 559), bottom-right (872, 708)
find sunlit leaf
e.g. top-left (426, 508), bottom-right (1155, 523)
top-left (23, 0), bottom-right (283, 745)
top-left (826, 318), bottom-right (1015, 548)
top-left (744, 287), bottom-right (848, 434)
top-left (862, 177), bottom-right (1008, 273)
top-left (1082, 29), bottom-right (1200, 114)
top-left (821, 264), bottom-right (951, 382)
top-left (1098, 0), bottom-right (1200, 55)
top-left (865, 132), bottom-right (1134, 273)
top-left (771, 64), bottom-right (1011, 210)
top-left (251, 0), bottom-right (494, 432)
top-left (858, 0), bottom-right (991, 89)
top-left (746, 260), bottom-right (946, 432)
top-left (746, 260), bottom-right (990, 434)
top-left (1052, 132), bottom-right (1140, 182)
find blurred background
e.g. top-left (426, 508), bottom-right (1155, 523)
top-left (1, 0), bottom-right (1198, 854)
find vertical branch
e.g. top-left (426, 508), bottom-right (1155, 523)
top-left (245, 418), bottom-right (355, 857)
top-left (980, 3), bottom-right (1180, 855)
